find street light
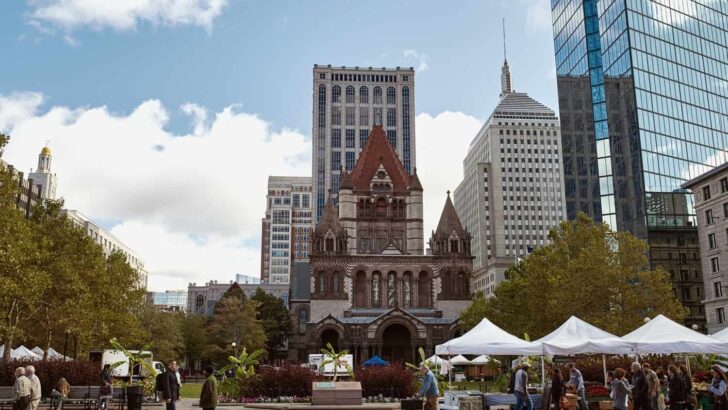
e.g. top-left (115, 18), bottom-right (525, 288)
top-left (691, 324), bottom-right (699, 331)
top-left (231, 342), bottom-right (237, 356)
top-left (644, 317), bottom-right (651, 323)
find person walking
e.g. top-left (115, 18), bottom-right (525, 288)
top-left (709, 365), bottom-right (728, 410)
top-left (678, 365), bottom-right (694, 410)
top-left (631, 362), bottom-right (650, 410)
top-left (13, 367), bottom-right (31, 410)
top-left (610, 369), bottom-right (631, 410)
top-left (551, 368), bottom-right (565, 409)
top-left (567, 363), bottom-right (587, 410)
top-left (97, 364), bottom-right (113, 410)
top-left (643, 363), bottom-right (660, 410)
top-left (667, 365), bottom-right (687, 410)
top-left (24, 366), bottom-right (41, 410)
top-left (514, 363), bottom-right (533, 410)
top-left (199, 366), bottom-right (218, 410)
top-left (418, 363), bottom-right (440, 410)
top-left (162, 361), bottom-right (181, 410)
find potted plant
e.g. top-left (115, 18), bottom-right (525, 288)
top-left (109, 338), bottom-right (157, 410)
top-left (219, 347), bottom-right (264, 397)
top-left (320, 343), bottom-right (354, 382)
top-left (312, 343), bottom-right (359, 405)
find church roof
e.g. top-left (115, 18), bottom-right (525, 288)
top-left (350, 125), bottom-right (410, 191)
top-left (340, 170), bottom-right (353, 190)
top-left (408, 169), bottom-right (423, 192)
top-left (493, 92), bottom-right (556, 117)
top-left (315, 193), bottom-right (344, 236)
top-left (435, 193), bottom-right (468, 238)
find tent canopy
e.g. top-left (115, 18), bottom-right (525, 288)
top-left (436, 317), bottom-right (542, 355)
top-left (624, 314), bottom-right (728, 354)
top-left (449, 355), bottom-right (471, 365)
top-left (536, 316), bottom-right (635, 355)
top-left (11, 345), bottom-right (41, 360)
top-left (363, 355), bottom-right (388, 367)
top-left (426, 355), bottom-right (448, 366)
top-left (712, 327), bottom-right (728, 342)
top-left (470, 355), bottom-right (492, 365)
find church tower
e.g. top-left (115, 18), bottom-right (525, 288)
top-left (29, 145), bottom-right (58, 200)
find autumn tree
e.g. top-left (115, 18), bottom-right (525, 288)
top-left (251, 287), bottom-right (291, 356)
top-left (140, 306), bottom-right (184, 364)
top-left (461, 213), bottom-right (687, 338)
top-left (205, 296), bottom-right (266, 365)
top-left (181, 314), bottom-right (208, 367)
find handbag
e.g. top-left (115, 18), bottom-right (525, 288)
top-left (559, 396), bottom-right (569, 409)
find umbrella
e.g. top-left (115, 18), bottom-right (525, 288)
top-left (363, 355), bottom-right (389, 367)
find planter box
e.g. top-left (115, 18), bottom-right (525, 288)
top-left (312, 381), bottom-right (362, 406)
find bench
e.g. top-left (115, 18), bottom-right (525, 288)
top-left (0, 387), bottom-right (13, 410)
top-left (61, 387), bottom-right (100, 410)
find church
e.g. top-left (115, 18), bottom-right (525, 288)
top-left (289, 124), bottom-right (474, 364)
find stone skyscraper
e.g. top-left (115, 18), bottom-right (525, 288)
top-left (551, 0), bottom-right (728, 329)
top-left (454, 58), bottom-right (565, 297)
top-left (311, 65), bottom-right (416, 222)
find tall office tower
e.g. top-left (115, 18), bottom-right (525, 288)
top-left (551, 0), bottom-right (728, 329)
top-left (454, 59), bottom-right (565, 297)
top-left (29, 145), bottom-right (57, 200)
top-left (260, 176), bottom-right (313, 284)
top-left (312, 65), bottom-right (416, 222)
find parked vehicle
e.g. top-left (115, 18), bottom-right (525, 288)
top-left (89, 350), bottom-right (157, 379)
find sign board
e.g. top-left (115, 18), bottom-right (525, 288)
top-left (315, 382), bottom-right (336, 389)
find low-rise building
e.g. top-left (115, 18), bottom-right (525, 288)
top-left (146, 290), bottom-right (188, 312)
top-left (682, 162), bottom-right (728, 333)
top-left (187, 280), bottom-right (290, 315)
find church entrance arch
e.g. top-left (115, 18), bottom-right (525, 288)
top-left (380, 323), bottom-right (413, 364)
top-left (320, 329), bottom-right (340, 351)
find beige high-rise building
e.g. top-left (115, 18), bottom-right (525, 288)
top-left (453, 59), bottom-right (565, 297)
top-left (311, 65), bottom-right (416, 223)
top-left (260, 176), bottom-right (313, 284)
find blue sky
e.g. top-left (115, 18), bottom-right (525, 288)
top-left (0, 0), bottom-right (559, 290)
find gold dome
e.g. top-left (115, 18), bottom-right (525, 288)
top-left (41, 146), bottom-right (51, 156)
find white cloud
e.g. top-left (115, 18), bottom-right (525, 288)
top-left (403, 49), bottom-right (430, 72)
top-left (26, 0), bottom-right (230, 33)
top-left (522, 0), bottom-right (552, 33)
top-left (415, 111), bottom-right (484, 238)
top-left (1, 93), bottom-right (309, 291)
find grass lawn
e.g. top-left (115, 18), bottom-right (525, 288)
top-left (180, 383), bottom-right (203, 399)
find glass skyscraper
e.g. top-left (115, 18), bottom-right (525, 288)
top-left (551, 0), bottom-right (728, 329)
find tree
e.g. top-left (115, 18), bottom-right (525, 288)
top-left (205, 296), bottom-right (266, 365)
top-left (140, 306), bottom-right (184, 364)
top-left (460, 213), bottom-right (687, 338)
top-left (320, 342), bottom-right (353, 382)
top-left (250, 288), bottom-right (291, 355)
top-left (181, 314), bottom-right (207, 369)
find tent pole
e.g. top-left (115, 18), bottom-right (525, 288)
top-left (541, 356), bottom-right (546, 389)
top-left (686, 355), bottom-right (692, 377)
top-left (448, 353), bottom-right (452, 389)
top-left (602, 354), bottom-right (608, 387)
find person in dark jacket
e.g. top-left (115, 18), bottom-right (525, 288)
top-left (198, 366), bottom-right (218, 410)
top-left (162, 361), bottom-right (180, 410)
top-left (678, 365), bottom-right (694, 410)
top-left (507, 367), bottom-right (517, 394)
top-left (709, 365), bottom-right (728, 410)
top-left (631, 362), bottom-right (650, 410)
top-left (551, 368), bottom-right (565, 409)
top-left (668, 365), bottom-right (687, 410)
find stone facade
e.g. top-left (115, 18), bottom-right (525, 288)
top-left (288, 125), bottom-right (473, 365)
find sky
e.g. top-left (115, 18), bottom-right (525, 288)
top-left (0, 0), bottom-right (559, 291)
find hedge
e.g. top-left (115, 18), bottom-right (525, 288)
top-left (0, 360), bottom-right (100, 397)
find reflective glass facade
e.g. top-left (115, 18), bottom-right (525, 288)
top-left (552, 0), bottom-right (728, 329)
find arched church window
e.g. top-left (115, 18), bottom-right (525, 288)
top-left (298, 308), bottom-right (308, 334)
top-left (418, 271), bottom-right (430, 307)
top-left (451, 240), bottom-right (459, 253)
top-left (359, 86), bottom-right (368, 104)
top-left (195, 295), bottom-right (204, 312)
top-left (387, 272), bottom-right (396, 308)
top-left (346, 86), bottom-right (355, 103)
top-left (318, 272), bottom-right (326, 293)
top-left (372, 272), bottom-right (381, 307)
top-left (333, 273), bottom-right (341, 293)
top-left (403, 273), bottom-right (412, 308)
top-left (373, 86), bottom-right (382, 104)
top-left (332, 85), bottom-right (341, 103)
top-left (325, 237), bottom-right (334, 252)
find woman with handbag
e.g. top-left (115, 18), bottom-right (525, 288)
top-left (709, 365), bottom-right (728, 410)
top-left (611, 368), bottom-right (631, 410)
top-left (552, 368), bottom-right (567, 409)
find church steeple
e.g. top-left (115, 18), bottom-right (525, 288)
top-left (29, 143), bottom-right (57, 200)
top-left (500, 18), bottom-right (512, 97)
top-left (38, 144), bottom-right (52, 173)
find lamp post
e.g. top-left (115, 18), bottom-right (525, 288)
top-left (644, 317), bottom-right (651, 323)
top-left (232, 342), bottom-right (237, 357)
top-left (691, 324), bottom-right (699, 331)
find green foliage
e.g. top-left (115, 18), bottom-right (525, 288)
top-left (221, 347), bottom-right (264, 380)
top-left (251, 288), bottom-right (291, 355)
top-left (406, 347), bottom-right (450, 393)
top-left (320, 342), bottom-right (354, 382)
top-left (109, 338), bottom-right (158, 385)
top-left (205, 296), bottom-right (267, 365)
top-left (460, 213), bottom-right (687, 338)
top-left (181, 314), bottom-right (207, 366)
top-left (139, 306), bottom-right (183, 364)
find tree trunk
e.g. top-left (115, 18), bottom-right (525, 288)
top-left (43, 307), bottom-right (52, 361)
top-left (2, 335), bottom-right (12, 364)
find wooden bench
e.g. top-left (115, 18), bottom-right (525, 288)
top-left (61, 387), bottom-right (100, 410)
top-left (0, 387), bottom-right (14, 410)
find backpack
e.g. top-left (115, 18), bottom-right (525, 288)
top-left (155, 372), bottom-right (166, 392)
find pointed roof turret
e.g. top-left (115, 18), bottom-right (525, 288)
top-left (315, 192), bottom-right (344, 236)
top-left (350, 125), bottom-right (410, 191)
top-left (435, 191), bottom-right (468, 238)
top-left (340, 169), bottom-right (353, 190)
top-left (408, 167), bottom-right (423, 191)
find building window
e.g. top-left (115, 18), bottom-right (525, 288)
top-left (715, 282), bottom-right (723, 298)
top-left (332, 107), bottom-right (341, 125)
top-left (703, 185), bottom-right (712, 200)
top-left (681, 288), bottom-right (691, 301)
top-left (318, 272), bottom-right (326, 292)
top-left (359, 86), bottom-right (368, 104)
top-left (706, 209), bottom-right (714, 225)
top-left (345, 86), bottom-right (355, 103)
top-left (359, 107), bottom-right (369, 126)
top-left (318, 85), bottom-right (326, 128)
top-left (721, 178), bottom-right (728, 193)
top-left (386, 108), bottom-right (396, 127)
top-left (345, 152), bottom-right (355, 171)
top-left (403, 272), bottom-right (411, 308)
top-left (718, 308), bottom-right (726, 324)
top-left (332, 85), bottom-right (341, 103)
top-left (345, 129), bottom-right (355, 148)
top-left (298, 308), bottom-right (308, 334)
top-left (387, 272), bottom-right (396, 307)
top-left (360, 129), bottom-right (369, 147)
top-left (401, 86), bottom-right (411, 172)
top-left (331, 151), bottom-right (341, 171)
top-left (195, 295), bottom-right (204, 312)
top-left (331, 129), bottom-right (341, 148)
top-left (387, 130), bottom-right (397, 150)
top-left (333, 273), bottom-right (340, 293)
top-left (319, 73), bottom-right (325, 80)
top-left (724, 202), bottom-right (728, 218)
top-left (373, 86), bottom-right (382, 104)
top-left (712, 257), bottom-right (720, 273)
top-left (386, 87), bottom-right (396, 104)
top-left (372, 273), bottom-right (381, 307)
top-left (346, 107), bottom-right (355, 126)
top-left (709, 233), bottom-right (717, 249)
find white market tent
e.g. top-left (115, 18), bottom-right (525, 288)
top-left (31, 346), bottom-right (70, 360)
top-left (470, 355), bottom-right (492, 365)
top-left (31, 347), bottom-right (44, 356)
top-left (624, 314), bottom-right (728, 354)
top-left (711, 327), bottom-right (728, 342)
top-left (536, 316), bottom-right (635, 355)
top-left (449, 355), bottom-right (471, 365)
top-left (11, 345), bottom-right (42, 360)
top-left (426, 354), bottom-right (448, 366)
top-left (436, 317), bottom-right (542, 355)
